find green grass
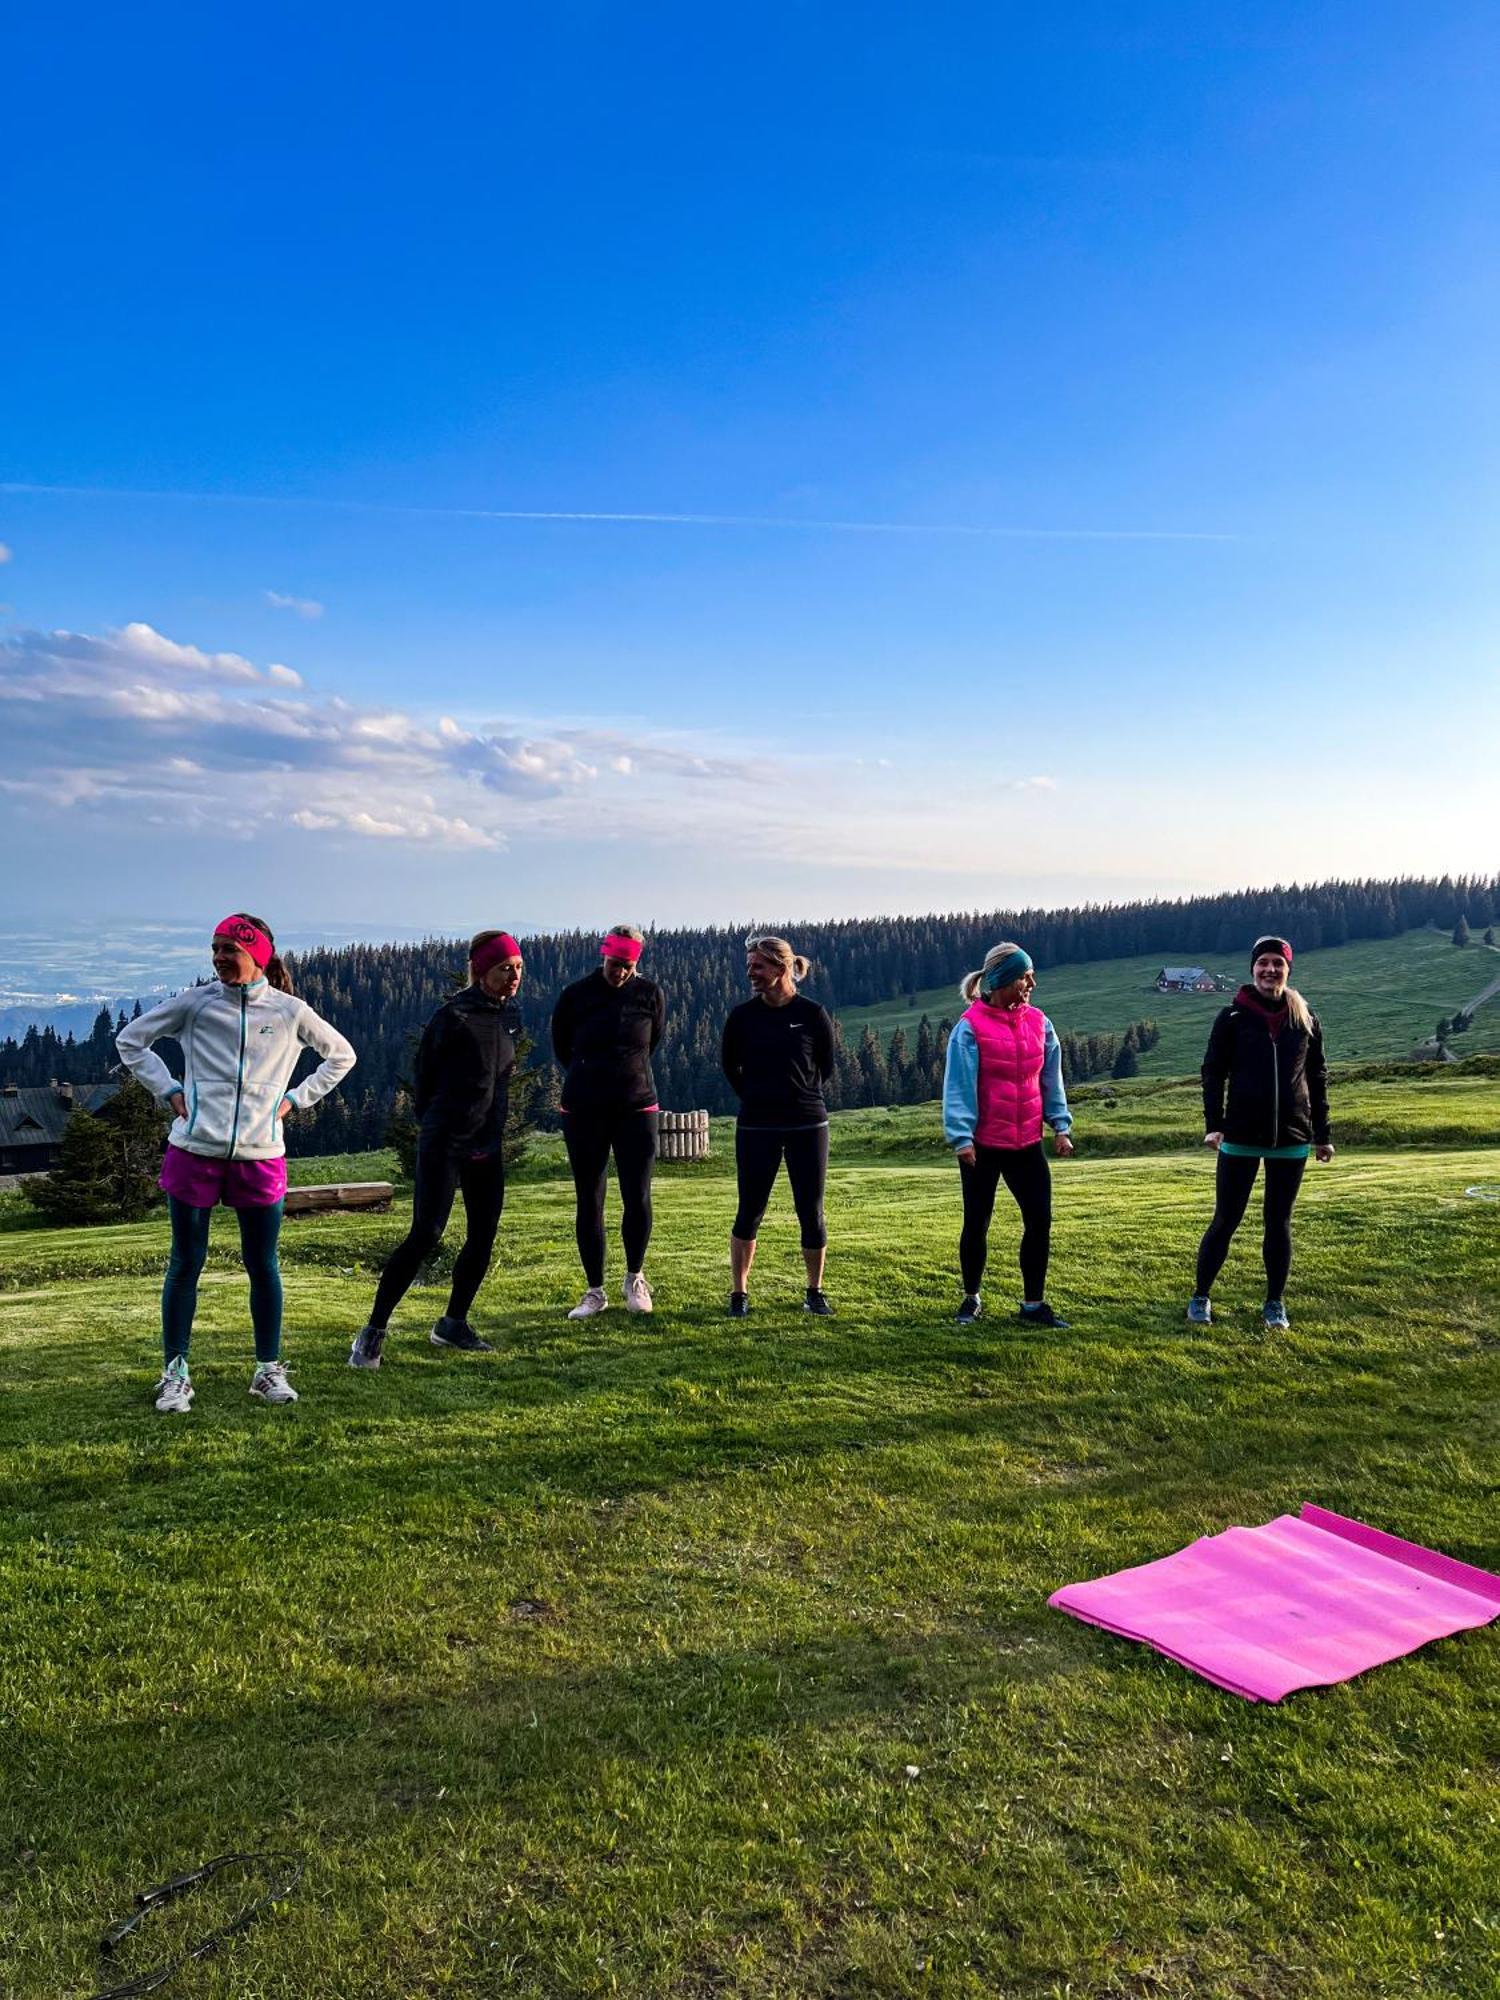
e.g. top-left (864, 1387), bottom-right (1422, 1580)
top-left (3, 1114), bottom-right (1499, 1996)
top-left (840, 929), bottom-right (1500, 1074)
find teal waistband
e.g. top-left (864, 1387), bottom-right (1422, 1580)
top-left (1220, 1141), bottom-right (1311, 1160)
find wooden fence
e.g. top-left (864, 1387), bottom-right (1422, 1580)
top-left (657, 1110), bottom-right (710, 1162)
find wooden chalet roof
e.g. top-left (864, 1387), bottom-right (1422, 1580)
top-left (0, 1082), bottom-right (119, 1150)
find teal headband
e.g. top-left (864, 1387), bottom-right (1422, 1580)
top-left (981, 948), bottom-right (1033, 993)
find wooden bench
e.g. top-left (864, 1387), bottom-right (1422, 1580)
top-left (283, 1181), bottom-right (394, 1217)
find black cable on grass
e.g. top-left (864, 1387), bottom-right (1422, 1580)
top-left (93, 1851), bottom-right (303, 1998)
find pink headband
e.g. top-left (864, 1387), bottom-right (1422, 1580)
top-left (1252, 936), bottom-right (1293, 966)
top-left (213, 916), bottom-right (273, 971)
top-left (470, 933), bottom-right (522, 978)
top-left (600, 934), bottom-right (643, 965)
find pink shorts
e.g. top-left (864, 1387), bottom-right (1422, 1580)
top-left (159, 1145), bottom-right (287, 1209)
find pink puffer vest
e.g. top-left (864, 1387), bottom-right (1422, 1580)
top-left (965, 999), bottom-right (1046, 1148)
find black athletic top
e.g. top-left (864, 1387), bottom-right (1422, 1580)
top-left (413, 986), bottom-right (523, 1156)
top-left (1201, 988), bottom-right (1331, 1149)
top-left (721, 994), bottom-right (836, 1129)
top-left (551, 969), bottom-right (665, 1114)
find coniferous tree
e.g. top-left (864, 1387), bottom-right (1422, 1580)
top-left (1453, 915), bottom-right (1471, 948)
top-left (27, 1081), bottom-right (166, 1226)
top-left (856, 1026), bottom-right (888, 1106)
top-left (886, 1027), bottom-right (912, 1103)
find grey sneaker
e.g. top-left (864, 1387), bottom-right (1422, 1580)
top-left (153, 1356), bottom-right (194, 1413)
top-left (1262, 1299), bottom-right (1290, 1331)
top-left (249, 1360), bottom-right (298, 1404)
top-left (1186, 1294), bottom-right (1213, 1326)
top-left (567, 1287), bottom-right (608, 1320)
top-left (348, 1324), bottom-right (387, 1369)
top-left (430, 1318), bottom-right (494, 1353)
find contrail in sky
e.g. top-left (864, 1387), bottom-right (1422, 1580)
top-left (0, 480), bottom-right (1237, 542)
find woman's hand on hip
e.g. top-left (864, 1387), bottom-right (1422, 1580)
top-left (168, 1090), bottom-right (187, 1121)
top-left (1204, 1131), bottom-right (1224, 1150)
top-left (1053, 1133), bottom-right (1075, 1158)
top-left (277, 1097), bottom-right (294, 1121)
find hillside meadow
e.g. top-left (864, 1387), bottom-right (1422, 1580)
top-left (839, 930), bottom-right (1500, 1076)
top-left (3, 1072), bottom-right (1499, 1998)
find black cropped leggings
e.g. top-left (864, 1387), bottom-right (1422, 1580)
top-left (369, 1141), bottom-right (506, 1328)
top-left (1195, 1150), bottom-right (1307, 1300)
top-left (732, 1124), bottom-right (829, 1248)
top-left (958, 1141), bottom-right (1051, 1300)
top-left (563, 1107), bottom-right (658, 1286)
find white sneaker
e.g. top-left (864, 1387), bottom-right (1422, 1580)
top-left (624, 1273), bottom-right (654, 1314)
top-left (249, 1360), bottom-right (299, 1404)
top-left (567, 1287), bottom-right (608, 1320)
top-left (153, 1357), bottom-right (194, 1414)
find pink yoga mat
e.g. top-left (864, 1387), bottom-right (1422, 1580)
top-left (1049, 1504), bottom-right (1500, 1702)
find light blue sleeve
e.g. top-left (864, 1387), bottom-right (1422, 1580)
top-left (1040, 1016), bottom-right (1072, 1134)
top-left (942, 1017), bottom-right (980, 1150)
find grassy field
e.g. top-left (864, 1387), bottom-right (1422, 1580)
top-left (3, 1101), bottom-right (1499, 1996)
top-left (838, 930), bottom-right (1500, 1075)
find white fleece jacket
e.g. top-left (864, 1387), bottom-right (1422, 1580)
top-left (116, 979), bottom-right (356, 1161)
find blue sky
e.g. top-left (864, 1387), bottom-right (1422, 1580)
top-left (2, 2), bottom-right (1496, 936)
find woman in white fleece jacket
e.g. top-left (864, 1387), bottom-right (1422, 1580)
top-left (116, 912), bottom-right (356, 1414)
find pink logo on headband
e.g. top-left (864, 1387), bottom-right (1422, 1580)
top-left (600, 934), bottom-right (643, 964)
top-left (213, 916), bottom-right (273, 970)
top-left (470, 933), bottom-right (522, 979)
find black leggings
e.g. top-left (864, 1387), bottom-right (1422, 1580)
top-left (959, 1142), bottom-right (1051, 1299)
top-left (733, 1124), bottom-right (829, 1248)
top-left (563, 1107), bottom-right (658, 1286)
top-left (369, 1141), bottom-right (506, 1328)
top-left (1195, 1150), bottom-right (1307, 1300)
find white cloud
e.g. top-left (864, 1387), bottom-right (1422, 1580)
top-left (116, 621), bottom-right (261, 682)
top-left (0, 620), bottom-right (773, 854)
top-left (264, 590), bottom-right (324, 619)
top-left (0, 542), bottom-right (12, 564)
top-left (1011, 774), bottom-right (1058, 791)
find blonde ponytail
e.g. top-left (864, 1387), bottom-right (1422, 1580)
top-left (1283, 986), bottom-right (1313, 1033)
top-left (746, 935), bottom-right (809, 983)
top-left (960, 941), bottom-right (1028, 1004)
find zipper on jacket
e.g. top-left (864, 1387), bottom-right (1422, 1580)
top-left (1270, 1035), bottom-right (1279, 1148)
top-left (227, 986), bottom-right (249, 1159)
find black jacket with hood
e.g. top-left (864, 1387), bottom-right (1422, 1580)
top-left (1201, 987), bottom-right (1331, 1149)
top-left (413, 985), bottom-right (523, 1156)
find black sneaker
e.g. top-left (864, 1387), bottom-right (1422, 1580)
top-left (955, 1294), bottom-right (983, 1324)
top-left (726, 1291), bottom-right (750, 1319)
top-left (430, 1317), bottom-right (494, 1353)
top-left (803, 1289), bottom-right (834, 1316)
top-left (1018, 1301), bottom-right (1070, 1330)
top-left (348, 1324), bottom-right (387, 1370)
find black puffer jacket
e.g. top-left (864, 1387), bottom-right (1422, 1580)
top-left (1201, 988), bottom-right (1331, 1148)
top-left (413, 986), bottom-right (523, 1155)
top-left (550, 969), bottom-right (665, 1113)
